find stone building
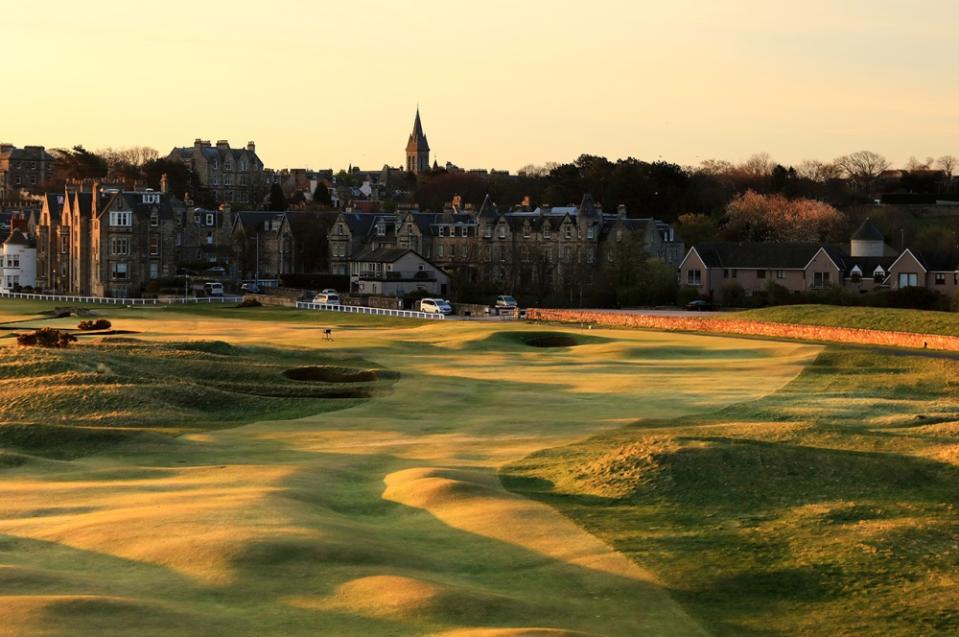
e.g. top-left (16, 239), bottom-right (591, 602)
top-left (231, 210), bottom-right (338, 280)
top-left (329, 195), bottom-right (682, 297)
top-left (0, 144), bottom-right (54, 196)
top-left (35, 184), bottom-right (186, 297)
top-left (167, 139), bottom-right (265, 206)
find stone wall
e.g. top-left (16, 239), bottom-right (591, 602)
top-left (525, 308), bottom-right (959, 352)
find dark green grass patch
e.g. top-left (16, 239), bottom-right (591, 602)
top-left (503, 347), bottom-right (959, 636)
top-left (0, 340), bottom-right (394, 458)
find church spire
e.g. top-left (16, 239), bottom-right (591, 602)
top-left (405, 107), bottom-right (430, 174)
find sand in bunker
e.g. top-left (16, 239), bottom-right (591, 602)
top-left (383, 466), bottom-right (709, 635)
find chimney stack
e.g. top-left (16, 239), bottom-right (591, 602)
top-left (246, 141), bottom-right (256, 153)
top-left (194, 138), bottom-right (203, 149)
top-left (160, 173), bottom-right (169, 193)
top-left (216, 140), bottom-right (230, 150)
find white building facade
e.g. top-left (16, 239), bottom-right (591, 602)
top-left (1, 229), bottom-right (37, 292)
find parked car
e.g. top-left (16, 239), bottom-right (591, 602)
top-left (312, 292), bottom-right (340, 305)
top-left (203, 282), bottom-right (224, 297)
top-left (495, 295), bottom-right (518, 308)
top-left (320, 288), bottom-right (337, 295)
top-left (685, 299), bottom-right (715, 312)
top-left (240, 282), bottom-right (261, 294)
top-left (419, 298), bottom-right (453, 314)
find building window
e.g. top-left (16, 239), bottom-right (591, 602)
top-left (523, 227), bottom-right (530, 239)
top-left (898, 272), bottom-right (919, 288)
top-left (687, 269), bottom-right (702, 286)
top-left (109, 211), bottom-right (132, 227)
top-left (112, 262), bottom-right (128, 280)
top-left (586, 250), bottom-right (594, 264)
top-left (377, 223), bottom-right (385, 237)
top-left (757, 270), bottom-right (766, 279)
top-left (935, 273), bottom-right (946, 285)
top-left (498, 226), bottom-right (506, 239)
top-left (206, 231), bottom-right (214, 245)
top-left (586, 226), bottom-right (594, 239)
top-left (565, 226), bottom-right (572, 240)
top-left (111, 238), bottom-right (130, 255)
top-left (6, 255), bottom-right (19, 268)
top-left (149, 262), bottom-right (159, 279)
top-left (873, 267), bottom-right (885, 283)
top-left (149, 236), bottom-right (160, 256)
top-left (543, 227), bottom-right (551, 239)
top-left (483, 226), bottom-right (492, 239)
top-left (775, 270), bottom-right (785, 280)
top-left (150, 210), bottom-right (159, 226)
top-left (206, 213), bottom-right (215, 226)
top-left (813, 271), bottom-right (831, 288)
top-left (438, 245), bottom-right (445, 258)
top-left (439, 226), bottom-right (446, 237)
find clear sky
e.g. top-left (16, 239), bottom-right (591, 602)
top-left (6, 1), bottom-right (958, 172)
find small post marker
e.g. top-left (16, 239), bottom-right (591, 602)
top-left (324, 329), bottom-right (333, 341)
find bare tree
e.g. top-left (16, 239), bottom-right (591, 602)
top-left (905, 156), bottom-right (932, 171)
top-left (834, 150), bottom-right (890, 191)
top-left (936, 155), bottom-right (958, 177)
top-left (739, 152), bottom-right (776, 177)
top-left (796, 159), bottom-right (843, 182)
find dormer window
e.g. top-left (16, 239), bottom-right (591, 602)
top-left (498, 226), bottom-right (506, 239)
top-left (543, 226), bottom-right (551, 239)
top-left (206, 213), bottom-right (215, 226)
top-left (377, 223), bottom-right (385, 237)
top-left (873, 266), bottom-right (885, 283)
top-left (850, 265), bottom-right (862, 283)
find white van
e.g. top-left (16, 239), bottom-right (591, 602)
top-left (312, 292), bottom-right (341, 306)
top-left (203, 282), bottom-right (224, 297)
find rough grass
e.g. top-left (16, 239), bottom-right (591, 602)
top-left (0, 339), bottom-right (390, 457)
top-left (502, 348), bottom-right (959, 636)
top-left (728, 304), bottom-right (959, 336)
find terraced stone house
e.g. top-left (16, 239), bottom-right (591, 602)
top-left (167, 139), bottom-right (265, 206)
top-left (0, 144), bottom-right (54, 196)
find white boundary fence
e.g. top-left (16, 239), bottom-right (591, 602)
top-left (296, 301), bottom-right (445, 320)
top-left (0, 291), bottom-right (243, 305)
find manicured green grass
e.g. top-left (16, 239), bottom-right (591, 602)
top-left (727, 304), bottom-right (959, 337)
top-left (503, 347), bottom-right (959, 636)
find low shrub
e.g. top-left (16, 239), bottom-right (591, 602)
top-left (17, 328), bottom-right (77, 348)
top-left (236, 298), bottom-right (262, 308)
top-left (720, 282), bottom-right (746, 307)
top-left (77, 319), bottom-right (112, 331)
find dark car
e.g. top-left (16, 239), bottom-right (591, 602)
top-left (685, 299), bottom-right (715, 312)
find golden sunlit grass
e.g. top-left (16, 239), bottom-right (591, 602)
top-left (0, 298), bottom-right (817, 636)
top-left (504, 349), bottom-right (959, 636)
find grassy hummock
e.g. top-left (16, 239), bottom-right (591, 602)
top-left (503, 347), bottom-right (959, 636)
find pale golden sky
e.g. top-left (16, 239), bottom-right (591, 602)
top-left (7, 1), bottom-right (958, 172)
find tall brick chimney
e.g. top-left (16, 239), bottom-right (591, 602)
top-left (160, 173), bottom-right (169, 193)
top-left (246, 141), bottom-right (256, 153)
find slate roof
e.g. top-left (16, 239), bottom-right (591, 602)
top-left (851, 219), bottom-right (885, 241)
top-left (693, 242), bottom-right (833, 269)
top-left (0, 145), bottom-right (54, 161)
top-left (3, 229), bottom-right (32, 247)
top-left (908, 250), bottom-right (959, 272)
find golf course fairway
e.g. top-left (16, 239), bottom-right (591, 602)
top-left (0, 302), bottom-right (821, 636)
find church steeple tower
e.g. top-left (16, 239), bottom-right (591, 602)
top-left (405, 107), bottom-right (430, 174)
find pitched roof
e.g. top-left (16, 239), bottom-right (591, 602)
top-left (851, 219), bottom-right (885, 241)
top-left (3, 229), bottom-right (31, 247)
top-left (694, 242), bottom-right (831, 269)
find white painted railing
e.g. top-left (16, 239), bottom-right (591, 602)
top-left (296, 301), bottom-right (445, 320)
top-left (0, 291), bottom-right (243, 305)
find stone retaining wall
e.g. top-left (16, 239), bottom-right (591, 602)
top-left (526, 308), bottom-right (959, 352)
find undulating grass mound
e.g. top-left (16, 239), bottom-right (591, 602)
top-left (727, 304), bottom-right (959, 337)
top-left (0, 339), bottom-right (393, 458)
top-left (503, 348), bottom-right (959, 636)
